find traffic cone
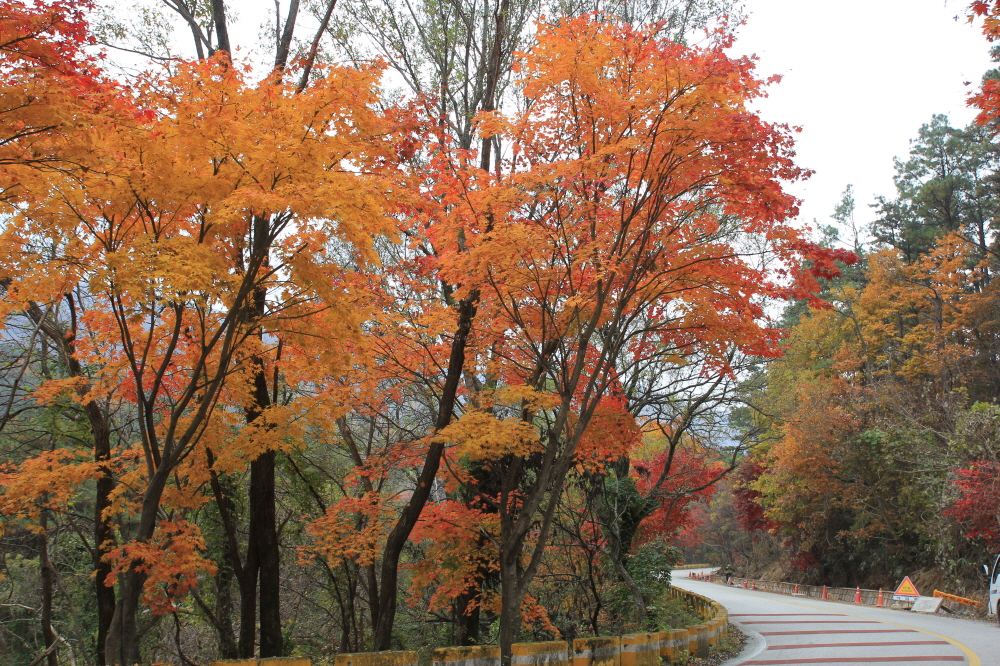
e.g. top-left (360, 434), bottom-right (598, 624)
top-left (751, 580), bottom-right (757, 590)
top-left (743, 579), bottom-right (747, 589)
top-left (877, 589), bottom-right (885, 607)
top-left (822, 585), bottom-right (828, 600)
top-left (854, 587), bottom-right (862, 604)
top-left (794, 583), bottom-right (799, 594)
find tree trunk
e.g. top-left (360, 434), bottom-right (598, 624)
top-left (453, 586), bottom-right (481, 646)
top-left (251, 450), bottom-right (282, 657)
top-left (372, 294), bottom-right (478, 650)
top-left (104, 465), bottom-right (171, 665)
top-left (497, 550), bottom-right (522, 666)
top-left (25, 302), bottom-right (116, 666)
top-left (90, 405), bottom-right (117, 666)
top-left (237, 543), bottom-right (258, 658)
top-left (214, 522), bottom-right (239, 659)
top-left (39, 505), bottom-right (58, 666)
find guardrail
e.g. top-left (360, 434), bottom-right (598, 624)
top-left (688, 570), bottom-right (907, 608)
top-left (208, 582), bottom-right (728, 666)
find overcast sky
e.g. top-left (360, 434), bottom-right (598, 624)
top-left (176, 0), bottom-right (997, 244)
top-left (730, 0), bottom-right (994, 240)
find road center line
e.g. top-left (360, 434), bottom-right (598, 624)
top-left (758, 629), bottom-right (918, 635)
top-left (731, 613), bottom-right (847, 617)
top-left (742, 657), bottom-right (965, 664)
top-left (740, 620), bottom-right (880, 624)
top-left (766, 640), bottom-right (950, 649)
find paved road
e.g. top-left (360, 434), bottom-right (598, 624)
top-left (673, 568), bottom-right (999, 666)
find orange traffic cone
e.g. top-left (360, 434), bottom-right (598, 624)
top-left (822, 585), bottom-right (828, 600)
top-left (854, 587), bottom-right (862, 604)
top-left (794, 583), bottom-right (799, 594)
top-left (877, 589), bottom-right (885, 607)
top-left (751, 580), bottom-right (757, 590)
top-left (743, 580), bottom-right (747, 589)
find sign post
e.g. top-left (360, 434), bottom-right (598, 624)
top-left (892, 576), bottom-right (920, 602)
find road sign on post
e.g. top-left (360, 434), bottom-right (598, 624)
top-left (892, 576), bottom-right (920, 601)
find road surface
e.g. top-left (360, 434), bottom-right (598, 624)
top-left (673, 568), bottom-right (998, 666)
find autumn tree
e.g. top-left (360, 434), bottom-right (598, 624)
top-left (93, 2), bottom-right (362, 657)
top-left (385, 15), bottom-right (847, 660)
top-left (0, 51), bottom-right (415, 665)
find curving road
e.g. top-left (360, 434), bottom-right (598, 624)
top-left (673, 568), bottom-right (998, 666)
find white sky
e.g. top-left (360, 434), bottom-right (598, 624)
top-left (730, 0), bottom-right (994, 239)
top-left (123, 0), bottom-right (995, 244)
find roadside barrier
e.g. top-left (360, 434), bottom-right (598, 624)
top-left (207, 580), bottom-right (729, 666)
top-left (572, 637), bottom-right (619, 666)
top-left (512, 641), bottom-right (568, 666)
top-left (335, 651), bottom-right (419, 666)
top-left (208, 657), bottom-right (310, 666)
top-left (709, 574), bottom-right (904, 607)
top-left (432, 645), bottom-right (501, 666)
top-left (658, 629), bottom-right (687, 662)
top-left (933, 590), bottom-right (982, 607)
top-left (620, 633), bottom-right (658, 666)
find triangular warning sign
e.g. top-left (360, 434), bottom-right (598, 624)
top-left (894, 576), bottom-right (920, 597)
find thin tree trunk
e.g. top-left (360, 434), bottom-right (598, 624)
top-left (213, 511), bottom-right (239, 659)
top-left (372, 294), bottom-right (478, 650)
top-left (239, 212), bottom-right (283, 657)
top-left (25, 302), bottom-right (116, 665)
top-left (497, 549), bottom-right (521, 666)
top-left (39, 503), bottom-right (58, 666)
top-left (90, 406), bottom-right (116, 666)
top-left (105, 463), bottom-right (172, 665)
top-left (372, 0), bottom-right (512, 648)
top-left (237, 543), bottom-right (258, 658)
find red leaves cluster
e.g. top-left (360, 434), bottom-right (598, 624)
top-left (0, 0), bottom-right (94, 70)
top-left (968, 1), bottom-right (1000, 126)
top-left (731, 458), bottom-right (779, 534)
top-left (633, 447), bottom-right (723, 547)
top-left (946, 462), bottom-right (1000, 546)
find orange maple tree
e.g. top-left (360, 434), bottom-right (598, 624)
top-left (0, 49), bottom-right (417, 663)
top-left (337, 14), bottom-right (850, 658)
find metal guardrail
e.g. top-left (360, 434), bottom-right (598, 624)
top-left (688, 571), bottom-right (897, 608)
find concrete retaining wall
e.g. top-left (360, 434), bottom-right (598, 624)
top-left (571, 636), bottom-right (619, 666)
top-left (511, 640), bottom-right (568, 666)
top-left (432, 645), bottom-right (501, 666)
top-left (620, 632), bottom-right (658, 666)
top-left (336, 651), bottom-right (419, 666)
top-left (214, 653), bottom-right (312, 666)
top-left (208, 583), bottom-right (728, 666)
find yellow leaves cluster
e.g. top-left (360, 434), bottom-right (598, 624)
top-left (850, 234), bottom-right (984, 382)
top-left (437, 411), bottom-right (541, 461)
top-left (432, 386), bottom-right (559, 462)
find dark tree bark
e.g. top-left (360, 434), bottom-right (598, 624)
top-left (372, 294), bottom-right (477, 650)
top-left (39, 504), bottom-right (58, 666)
top-left (26, 301), bottom-right (116, 666)
top-left (211, 0), bottom-right (231, 54)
